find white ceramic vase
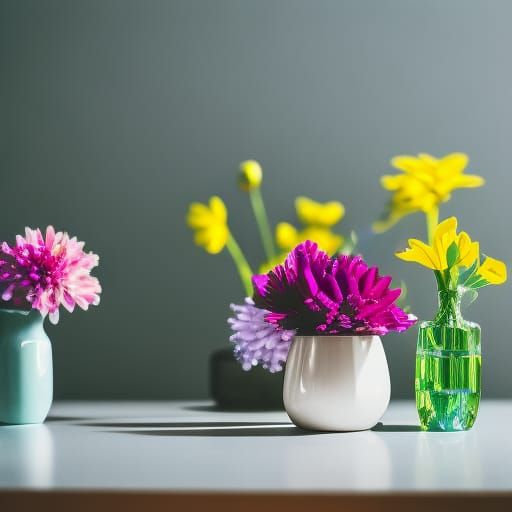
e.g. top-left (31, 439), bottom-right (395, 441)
top-left (283, 335), bottom-right (390, 431)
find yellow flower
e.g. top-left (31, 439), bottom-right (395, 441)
top-left (275, 222), bottom-right (343, 255)
top-left (238, 160), bottom-right (262, 191)
top-left (275, 222), bottom-right (298, 250)
top-left (295, 197), bottom-right (345, 227)
top-left (477, 256), bottom-right (507, 285)
top-left (396, 217), bottom-right (479, 270)
top-left (374, 153), bottom-right (484, 232)
top-left (186, 196), bottom-right (229, 254)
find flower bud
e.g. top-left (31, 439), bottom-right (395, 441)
top-left (239, 160), bottom-right (262, 191)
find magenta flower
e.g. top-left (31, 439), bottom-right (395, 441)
top-left (228, 298), bottom-right (295, 372)
top-left (253, 241), bottom-right (416, 336)
top-left (0, 226), bottom-right (101, 324)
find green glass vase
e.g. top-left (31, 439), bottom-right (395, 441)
top-left (415, 290), bottom-right (481, 432)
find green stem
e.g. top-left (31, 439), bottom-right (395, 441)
top-left (249, 188), bottom-right (276, 260)
top-left (226, 234), bottom-right (253, 297)
top-left (434, 270), bottom-right (463, 328)
top-left (434, 269), bottom-right (446, 291)
top-left (435, 289), bottom-right (463, 328)
top-left (425, 206), bottom-right (439, 245)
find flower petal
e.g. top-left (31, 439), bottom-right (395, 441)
top-left (396, 239), bottom-right (439, 269)
top-left (436, 153), bottom-right (469, 176)
top-left (477, 256), bottom-right (507, 285)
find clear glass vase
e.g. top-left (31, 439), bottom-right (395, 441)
top-left (415, 290), bottom-right (481, 432)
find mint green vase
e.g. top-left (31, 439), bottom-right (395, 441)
top-left (0, 309), bottom-right (53, 424)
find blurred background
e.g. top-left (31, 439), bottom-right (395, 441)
top-left (1, 0), bottom-right (510, 399)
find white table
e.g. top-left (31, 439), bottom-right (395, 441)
top-left (1, 400), bottom-right (511, 511)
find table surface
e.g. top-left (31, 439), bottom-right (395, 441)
top-left (0, 400), bottom-right (511, 493)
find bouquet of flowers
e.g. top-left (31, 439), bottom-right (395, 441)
top-left (374, 151), bottom-right (507, 322)
top-left (375, 152), bottom-right (508, 431)
top-left (396, 216), bottom-right (506, 311)
top-left (229, 241), bottom-right (416, 372)
top-left (186, 160), bottom-right (353, 296)
top-left (186, 159), bottom-right (415, 374)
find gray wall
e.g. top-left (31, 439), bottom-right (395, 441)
top-left (1, 0), bottom-right (510, 399)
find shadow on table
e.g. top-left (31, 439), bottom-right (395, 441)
top-left (181, 404), bottom-right (284, 413)
top-left (46, 416), bottom-right (96, 422)
top-left (80, 420), bottom-right (290, 428)
top-left (372, 422), bottom-right (421, 432)
top-left (106, 425), bottom-right (321, 437)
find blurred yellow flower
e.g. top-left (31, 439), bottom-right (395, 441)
top-left (275, 222), bottom-right (298, 250)
top-left (295, 197), bottom-right (345, 227)
top-left (239, 160), bottom-right (263, 191)
top-left (186, 196), bottom-right (229, 254)
top-left (477, 256), bottom-right (507, 285)
top-left (374, 153), bottom-right (484, 233)
top-left (396, 217), bottom-right (479, 270)
top-left (275, 222), bottom-right (343, 255)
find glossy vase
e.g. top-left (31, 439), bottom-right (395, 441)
top-left (283, 335), bottom-right (390, 431)
top-left (0, 309), bottom-right (53, 424)
top-left (416, 290), bottom-right (481, 432)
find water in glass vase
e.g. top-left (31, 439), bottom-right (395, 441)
top-left (415, 321), bottom-right (481, 431)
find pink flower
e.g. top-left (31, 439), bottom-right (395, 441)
top-left (0, 226), bottom-right (101, 324)
top-left (252, 241), bottom-right (416, 336)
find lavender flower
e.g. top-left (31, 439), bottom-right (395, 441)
top-left (228, 298), bottom-right (295, 373)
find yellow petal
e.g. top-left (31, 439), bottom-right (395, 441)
top-left (209, 196), bottom-right (228, 224)
top-left (456, 232), bottom-right (479, 267)
top-left (391, 155), bottom-right (427, 175)
top-left (194, 224), bottom-right (229, 254)
top-left (276, 222), bottom-right (298, 251)
top-left (478, 256), bottom-right (508, 285)
top-left (295, 196), bottom-right (345, 227)
top-left (381, 175), bottom-right (406, 191)
top-left (186, 202), bottom-right (214, 228)
top-left (432, 217), bottom-right (458, 269)
top-left (207, 225), bottom-right (229, 254)
top-left (451, 174), bottom-right (485, 189)
top-left (416, 194), bottom-right (439, 212)
top-left (418, 153), bottom-right (439, 167)
top-left (434, 217), bottom-right (457, 238)
top-left (299, 227), bottom-right (344, 254)
top-left (436, 153), bottom-right (469, 176)
top-left (396, 239), bottom-right (439, 270)
top-left (391, 178), bottom-right (436, 211)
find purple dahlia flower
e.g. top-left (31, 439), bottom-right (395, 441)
top-left (228, 298), bottom-right (295, 372)
top-left (252, 241), bottom-right (416, 336)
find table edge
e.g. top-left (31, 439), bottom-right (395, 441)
top-left (1, 490), bottom-right (511, 512)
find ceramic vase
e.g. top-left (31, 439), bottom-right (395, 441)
top-left (0, 309), bottom-right (53, 424)
top-left (283, 335), bottom-right (390, 431)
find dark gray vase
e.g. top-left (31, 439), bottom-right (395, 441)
top-left (210, 348), bottom-right (284, 410)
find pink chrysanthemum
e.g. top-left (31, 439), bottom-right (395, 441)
top-left (0, 226), bottom-right (101, 324)
top-left (228, 298), bottom-right (295, 372)
top-left (252, 241), bottom-right (416, 336)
